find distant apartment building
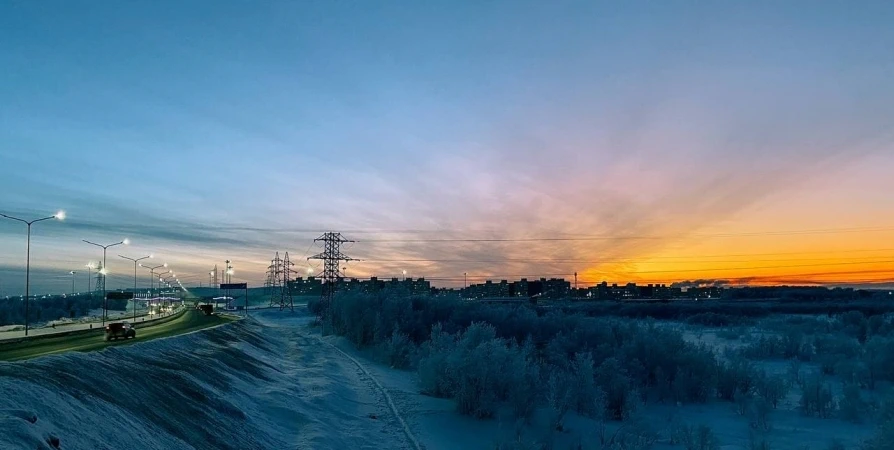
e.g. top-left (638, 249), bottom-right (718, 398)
top-left (304, 276), bottom-right (432, 296)
top-left (289, 276), bottom-right (323, 296)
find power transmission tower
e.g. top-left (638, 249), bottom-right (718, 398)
top-left (277, 252), bottom-right (295, 311)
top-left (267, 252), bottom-right (283, 307)
top-left (308, 232), bottom-right (357, 306)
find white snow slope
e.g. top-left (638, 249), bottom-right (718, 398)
top-left (0, 311), bottom-right (413, 450)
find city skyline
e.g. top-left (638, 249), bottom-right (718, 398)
top-left (2, 1), bottom-right (894, 294)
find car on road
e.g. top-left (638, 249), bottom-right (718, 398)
top-left (105, 322), bottom-right (136, 341)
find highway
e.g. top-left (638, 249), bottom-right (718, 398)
top-left (0, 309), bottom-right (235, 362)
top-left (0, 309), bottom-right (174, 341)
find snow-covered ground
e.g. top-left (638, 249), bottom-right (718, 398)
top-left (0, 310), bottom-right (880, 449)
top-left (0, 310), bottom-right (414, 449)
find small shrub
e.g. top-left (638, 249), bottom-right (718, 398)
top-left (570, 352), bottom-right (597, 416)
top-left (748, 430), bottom-right (772, 450)
top-left (381, 328), bottom-right (414, 368)
top-left (747, 398), bottom-right (773, 431)
top-left (800, 376), bottom-right (836, 418)
top-left (547, 368), bottom-right (573, 430)
top-left (595, 357), bottom-right (636, 420)
top-left (788, 360), bottom-right (804, 388)
top-left (838, 383), bottom-right (866, 423)
top-left (674, 423), bottom-right (721, 450)
top-left (716, 357), bottom-right (758, 401)
top-left (755, 373), bottom-right (788, 409)
top-left (417, 323), bottom-right (455, 398)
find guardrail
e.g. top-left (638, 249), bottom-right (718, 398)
top-left (0, 308), bottom-right (187, 346)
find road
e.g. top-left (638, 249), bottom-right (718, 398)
top-left (0, 309), bottom-right (235, 361)
top-left (0, 309), bottom-right (176, 342)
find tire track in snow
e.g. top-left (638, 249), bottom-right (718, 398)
top-left (313, 336), bottom-right (423, 450)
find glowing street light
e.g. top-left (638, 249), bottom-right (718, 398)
top-left (120, 254), bottom-right (151, 321)
top-left (83, 238), bottom-right (129, 326)
top-left (0, 210), bottom-right (65, 336)
top-left (141, 263), bottom-right (167, 297)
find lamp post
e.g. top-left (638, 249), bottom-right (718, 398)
top-left (69, 270), bottom-right (77, 296)
top-left (120, 254), bottom-right (151, 322)
top-left (142, 264), bottom-right (167, 298)
top-left (83, 238), bottom-right (129, 326)
top-left (0, 210), bottom-right (65, 336)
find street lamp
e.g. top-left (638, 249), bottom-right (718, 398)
top-left (69, 270), bottom-right (77, 296)
top-left (83, 238), bottom-right (129, 326)
top-left (120, 254), bottom-right (151, 321)
top-left (0, 210), bottom-right (65, 336)
top-left (141, 263), bottom-right (167, 297)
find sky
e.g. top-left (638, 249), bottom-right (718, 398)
top-left (1, 1), bottom-right (893, 295)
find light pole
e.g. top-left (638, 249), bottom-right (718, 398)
top-left (0, 210), bottom-right (65, 336)
top-left (83, 238), bottom-right (129, 326)
top-left (69, 270), bottom-right (77, 296)
top-left (142, 263), bottom-right (167, 298)
top-left (120, 254), bottom-right (151, 322)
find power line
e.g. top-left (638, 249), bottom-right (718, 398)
top-left (358, 226), bottom-right (894, 243)
top-left (357, 255), bottom-right (894, 265)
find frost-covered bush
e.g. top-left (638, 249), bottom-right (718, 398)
top-left (306, 296), bottom-right (324, 316)
top-left (863, 393), bottom-right (894, 450)
top-left (595, 357), bottom-right (637, 420)
top-left (417, 323), bottom-right (456, 397)
top-left (742, 334), bottom-right (787, 359)
top-left (838, 311), bottom-right (868, 343)
top-left (716, 357), bottom-right (759, 401)
top-left (673, 423), bottom-right (721, 450)
top-left (686, 312), bottom-right (748, 327)
top-left (838, 383), bottom-right (866, 423)
top-left (570, 352), bottom-right (598, 416)
top-left (864, 336), bottom-right (894, 389)
top-left (755, 373), bottom-right (788, 409)
top-left (507, 340), bottom-right (540, 422)
top-left (380, 328), bottom-right (414, 368)
top-left (747, 398), bottom-right (773, 431)
top-left (800, 376), bottom-right (836, 418)
top-left (546, 368), bottom-right (573, 430)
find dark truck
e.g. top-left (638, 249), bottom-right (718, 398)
top-left (105, 321), bottom-right (136, 341)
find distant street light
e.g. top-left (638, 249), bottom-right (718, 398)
top-left (83, 238), bottom-right (129, 326)
top-left (120, 254), bottom-right (151, 321)
top-left (0, 210), bottom-right (65, 336)
top-left (141, 263), bottom-right (167, 297)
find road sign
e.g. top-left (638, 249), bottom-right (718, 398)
top-left (220, 283), bottom-right (247, 290)
top-left (106, 291), bottom-right (135, 300)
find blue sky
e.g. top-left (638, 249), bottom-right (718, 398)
top-left (1, 1), bottom-right (893, 295)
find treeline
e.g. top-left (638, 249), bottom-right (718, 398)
top-left (312, 294), bottom-right (772, 431)
top-left (559, 296), bottom-right (894, 325)
top-left (0, 295), bottom-right (128, 326)
top-left (310, 291), bottom-right (894, 448)
top-left (725, 286), bottom-right (878, 301)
